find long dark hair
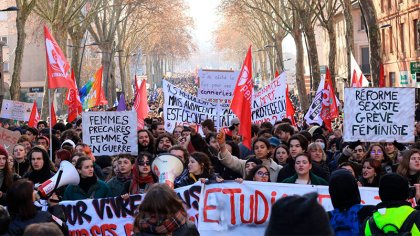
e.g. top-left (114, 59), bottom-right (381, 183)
top-left (245, 165), bottom-right (271, 182)
top-left (397, 149), bottom-right (420, 179)
top-left (190, 152), bottom-right (213, 177)
top-left (6, 179), bottom-right (37, 220)
top-left (0, 154), bottom-right (13, 191)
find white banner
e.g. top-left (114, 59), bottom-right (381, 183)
top-left (163, 74), bottom-right (287, 131)
top-left (82, 111), bottom-right (138, 156)
top-left (198, 69), bottom-right (239, 100)
top-left (343, 88), bottom-right (415, 143)
top-left (0, 99), bottom-right (33, 121)
top-left (198, 181), bottom-right (381, 235)
top-left (60, 184), bottom-right (201, 236)
top-left (304, 77), bottom-right (325, 125)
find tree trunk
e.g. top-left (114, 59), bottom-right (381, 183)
top-left (118, 51), bottom-right (127, 97)
top-left (10, 11), bottom-right (26, 101)
top-left (125, 62), bottom-right (133, 101)
top-left (327, 22), bottom-right (337, 90)
top-left (302, 22), bottom-right (321, 91)
top-left (358, 0), bottom-right (381, 87)
top-left (342, 0), bottom-right (354, 85)
top-left (100, 42), bottom-right (114, 105)
top-left (69, 31), bottom-right (84, 88)
top-left (293, 29), bottom-right (309, 111)
top-left (275, 37), bottom-right (284, 72)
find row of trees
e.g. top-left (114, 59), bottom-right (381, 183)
top-left (215, 0), bottom-right (381, 110)
top-left (11, 0), bottom-right (195, 117)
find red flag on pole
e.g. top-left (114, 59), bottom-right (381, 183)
top-left (28, 101), bottom-right (40, 128)
top-left (66, 70), bottom-right (82, 122)
top-left (320, 68), bottom-right (339, 131)
top-left (51, 101), bottom-right (57, 127)
top-left (44, 26), bottom-right (75, 89)
top-left (133, 79), bottom-right (149, 130)
top-left (379, 63), bottom-right (385, 87)
top-left (358, 73), bottom-right (363, 88)
top-left (230, 45), bottom-right (253, 149)
top-left (275, 70), bottom-right (279, 78)
top-left (351, 70), bottom-right (359, 87)
top-left (285, 85), bottom-right (296, 126)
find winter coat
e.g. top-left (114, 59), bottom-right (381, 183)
top-left (134, 221), bottom-right (199, 236)
top-left (63, 180), bottom-right (112, 200)
top-left (282, 172), bottom-right (328, 186)
top-left (107, 177), bottom-right (131, 197)
top-left (218, 149), bottom-right (281, 182)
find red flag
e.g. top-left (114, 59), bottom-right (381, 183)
top-left (230, 45), bottom-right (253, 149)
top-left (44, 26), bottom-right (75, 89)
top-left (28, 101), bottom-right (40, 128)
top-left (358, 73), bottom-right (363, 87)
top-left (133, 79), bottom-right (149, 130)
top-left (320, 68), bottom-right (339, 131)
top-left (285, 85), bottom-right (296, 126)
top-left (379, 63), bottom-right (385, 87)
top-left (51, 102), bottom-right (57, 127)
top-left (351, 70), bottom-right (359, 88)
top-left (275, 70), bottom-right (279, 78)
top-left (67, 70), bottom-right (82, 122)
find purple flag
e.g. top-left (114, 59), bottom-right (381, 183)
top-left (116, 93), bottom-right (127, 111)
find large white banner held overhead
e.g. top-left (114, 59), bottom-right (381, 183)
top-left (343, 88), bottom-right (415, 143)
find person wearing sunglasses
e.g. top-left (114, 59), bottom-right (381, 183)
top-left (125, 152), bottom-right (157, 195)
top-left (366, 143), bottom-right (394, 175)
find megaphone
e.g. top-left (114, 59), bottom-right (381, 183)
top-left (38, 160), bottom-right (80, 198)
top-left (152, 154), bottom-right (184, 189)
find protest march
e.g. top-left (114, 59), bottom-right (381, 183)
top-left (0, 2), bottom-right (420, 236)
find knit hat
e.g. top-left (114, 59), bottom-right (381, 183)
top-left (379, 173), bottom-right (409, 202)
top-left (329, 169), bottom-right (361, 210)
top-left (246, 157), bottom-right (262, 166)
top-left (0, 145), bottom-right (8, 157)
top-left (265, 192), bottom-right (333, 235)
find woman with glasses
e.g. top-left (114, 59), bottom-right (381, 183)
top-left (359, 158), bottom-right (381, 187)
top-left (246, 165), bottom-right (270, 182)
top-left (365, 143), bottom-right (394, 174)
top-left (125, 152), bottom-right (157, 194)
top-left (282, 153), bottom-right (328, 185)
top-left (396, 149), bottom-right (420, 185)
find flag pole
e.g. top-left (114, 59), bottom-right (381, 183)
top-left (48, 89), bottom-right (53, 161)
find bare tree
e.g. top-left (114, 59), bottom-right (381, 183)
top-left (10, 0), bottom-right (37, 101)
top-left (341, 0), bottom-right (354, 85)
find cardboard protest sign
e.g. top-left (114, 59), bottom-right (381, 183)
top-left (252, 72), bottom-right (287, 125)
top-left (163, 80), bottom-right (235, 132)
top-left (198, 181), bottom-right (381, 236)
top-left (198, 69), bottom-right (239, 100)
top-left (82, 111), bottom-right (138, 156)
top-left (343, 88), bottom-right (415, 143)
top-left (0, 99), bottom-right (33, 121)
top-left (0, 127), bottom-right (21, 153)
top-left (60, 184), bottom-right (201, 236)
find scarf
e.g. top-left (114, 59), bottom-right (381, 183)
top-left (26, 169), bottom-right (52, 184)
top-left (116, 173), bottom-right (132, 183)
top-left (79, 175), bottom-right (98, 193)
top-left (130, 158), bottom-right (155, 194)
top-left (136, 210), bottom-right (187, 235)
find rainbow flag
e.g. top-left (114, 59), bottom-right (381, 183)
top-left (80, 66), bottom-right (107, 109)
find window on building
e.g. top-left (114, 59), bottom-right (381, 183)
top-left (361, 47), bottom-right (370, 74)
top-left (382, 28), bottom-right (386, 54)
top-left (389, 72), bottom-right (395, 86)
top-left (0, 36), bottom-right (7, 44)
top-left (360, 15), bottom-right (365, 31)
top-left (3, 62), bottom-right (9, 72)
top-left (399, 23), bottom-right (405, 53)
top-left (415, 19), bottom-right (420, 50)
top-left (389, 27), bottom-right (393, 53)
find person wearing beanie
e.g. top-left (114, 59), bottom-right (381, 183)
top-left (328, 169), bottom-right (375, 235)
top-left (23, 146), bottom-right (55, 185)
top-left (364, 173), bottom-right (420, 235)
top-left (265, 192), bottom-right (333, 235)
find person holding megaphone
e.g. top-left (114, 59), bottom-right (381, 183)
top-left (63, 156), bottom-right (111, 200)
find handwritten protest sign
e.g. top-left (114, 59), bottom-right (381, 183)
top-left (163, 80), bottom-right (235, 132)
top-left (60, 182), bottom-right (381, 236)
top-left (82, 111), bottom-right (138, 156)
top-left (163, 75), bottom-right (287, 131)
top-left (60, 184), bottom-right (201, 236)
top-left (0, 99), bottom-right (33, 121)
top-left (0, 127), bottom-right (21, 153)
top-left (343, 88), bottom-right (415, 142)
top-left (198, 69), bottom-right (238, 100)
top-left (198, 181), bottom-right (381, 236)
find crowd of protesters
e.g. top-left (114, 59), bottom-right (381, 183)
top-left (0, 103), bottom-right (419, 235)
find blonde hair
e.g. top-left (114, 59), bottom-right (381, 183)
top-left (308, 142), bottom-right (327, 161)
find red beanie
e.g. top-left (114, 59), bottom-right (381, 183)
top-left (0, 144), bottom-right (9, 157)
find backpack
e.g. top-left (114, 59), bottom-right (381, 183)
top-left (367, 210), bottom-right (420, 236)
top-left (329, 204), bottom-right (364, 236)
